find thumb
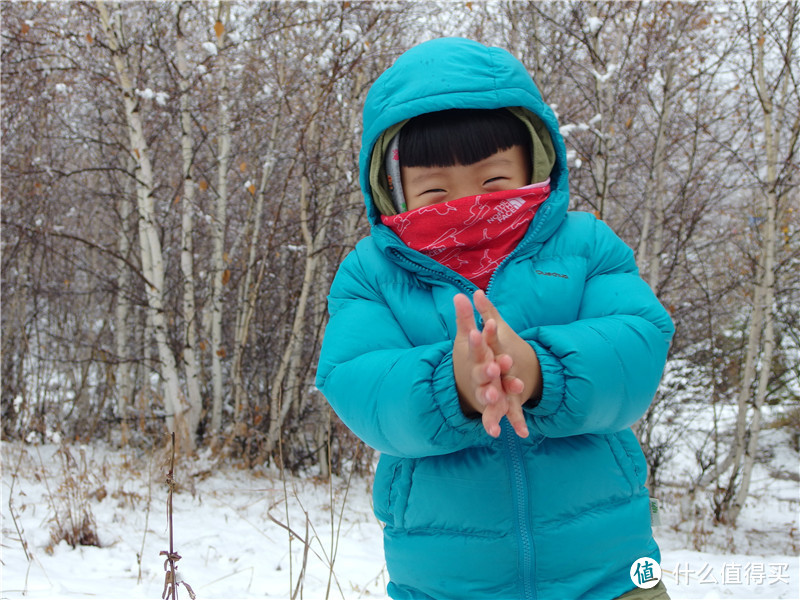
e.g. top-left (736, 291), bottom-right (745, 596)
top-left (473, 289), bottom-right (503, 324)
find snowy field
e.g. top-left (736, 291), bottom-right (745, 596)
top-left (1, 436), bottom-right (798, 600)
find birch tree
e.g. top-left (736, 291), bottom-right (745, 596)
top-left (206, 1), bottom-right (233, 437)
top-left (262, 67), bottom-right (341, 457)
top-left (232, 96), bottom-right (283, 426)
top-left (113, 155), bottom-right (137, 445)
top-left (712, 0), bottom-right (799, 524)
top-left (96, 0), bottom-right (195, 452)
top-left (635, 58), bottom-right (674, 290)
top-left (176, 1), bottom-right (204, 441)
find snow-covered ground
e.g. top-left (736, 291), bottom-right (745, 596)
top-left (1, 436), bottom-right (798, 600)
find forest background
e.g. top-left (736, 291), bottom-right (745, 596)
top-left (1, 0), bottom-right (798, 541)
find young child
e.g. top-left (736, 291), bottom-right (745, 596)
top-left (316, 37), bottom-right (674, 600)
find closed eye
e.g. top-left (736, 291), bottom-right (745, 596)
top-left (422, 188), bottom-right (446, 195)
top-left (484, 177), bottom-right (507, 185)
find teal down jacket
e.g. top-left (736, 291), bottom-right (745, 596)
top-left (316, 38), bottom-right (674, 600)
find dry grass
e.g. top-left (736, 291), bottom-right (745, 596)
top-left (39, 446), bottom-right (104, 553)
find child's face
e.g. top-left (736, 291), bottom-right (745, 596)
top-left (400, 145), bottom-right (530, 211)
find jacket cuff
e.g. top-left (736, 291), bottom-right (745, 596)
top-left (432, 351), bottom-right (486, 434)
top-left (525, 341), bottom-right (566, 417)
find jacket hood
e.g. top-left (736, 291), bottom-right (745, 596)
top-left (359, 37), bottom-right (570, 236)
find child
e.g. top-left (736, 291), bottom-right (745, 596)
top-left (316, 37), bottom-right (674, 600)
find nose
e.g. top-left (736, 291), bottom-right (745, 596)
top-left (450, 182), bottom-right (483, 202)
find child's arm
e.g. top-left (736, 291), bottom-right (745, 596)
top-left (521, 215), bottom-right (674, 437)
top-left (316, 246), bottom-right (491, 458)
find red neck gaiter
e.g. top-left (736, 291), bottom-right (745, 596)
top-left (381, 181), bottom-right (551, 289)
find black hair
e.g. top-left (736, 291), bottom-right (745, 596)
top-left (398, 108), bottom-right (531, 168)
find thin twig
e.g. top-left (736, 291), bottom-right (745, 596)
top-left (168, 432), bottom-right (178, 600)
top-left (137, 448), bottom-right (155, 584)
top-left (328, 442), bottom-right (362, 599)
top-left (277, 427), bottom-right (294, 599)
top-left (160, 432), bottom-right (188, 600)
top-left (8, 448), bottom-right (32, 562)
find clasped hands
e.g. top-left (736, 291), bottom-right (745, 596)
top-left (453, 290), bottom-right (542, 439)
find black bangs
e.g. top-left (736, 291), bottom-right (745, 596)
top-left (398, 108), bottom-right (531, 168)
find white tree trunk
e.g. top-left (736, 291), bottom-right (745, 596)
top-left (176, 3), bottom-right (203, 440)
top-left (587, 2), bottom-right (616, 219)
top-left (724, 0), bottom-right (784, 523)
top-left (114, 158), bottom-right (135, 445)
top-left (232, 112), bottom-right (281, 422)
top-left (264, 174), bottom-right (321, 454)
top-left (696, 0), bottom-right (796, 523)
top-left (97, 0), bottom-right (195, 453)
top-left (263, 104), bottom-right (343, 455)
top-left (637, 59), bottom-right (675, 290)
top-left (232, 62), bottom-right (287, 425)
top-left (266, 71), bottom-right (364, 459)
top-left (209, 1), bottom-right (231, 436)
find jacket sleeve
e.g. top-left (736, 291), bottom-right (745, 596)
top-left (523, 216), bottom-right (674, 437)
top-left (315, 245), bottom-right (487, 458)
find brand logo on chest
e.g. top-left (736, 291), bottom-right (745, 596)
top-left (536, 269), bottom-right (569, 279)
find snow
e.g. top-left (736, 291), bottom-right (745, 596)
top-left (2, 434), bottom-right (797, 600)
top-left (202, 42), bottom-right (218, 57)
top-left (2, 444), bottom-right (388, 599)
top-left (591, 63), bottom-right (618, 83)
top-left (587, 16), bottom-right (603, 34)
top-left (136, 89), bottom-right (169, 105)
top-left (560, 123), bottom-right (578, 137)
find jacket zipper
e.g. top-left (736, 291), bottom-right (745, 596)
top-left (491, 253), bottom-right (537, 600)
top-left (389, 248), bottom-right (477, 293)
top-left (504, 421), bottom-right (536, 600)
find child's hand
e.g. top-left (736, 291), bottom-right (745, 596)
top-left (453, 293), bottom-right (529, 438)
top-left (472, 289), bottom-right (543, 411)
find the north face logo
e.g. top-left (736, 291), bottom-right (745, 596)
top-left (488, 197), bottom-right (525, 223)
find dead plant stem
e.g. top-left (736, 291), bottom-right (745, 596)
top-left (137, 448), bottom-right (155, 584)
top-left (167, 432), bottom-right (177, 600)
top-left (8, 448), bottom-right (32, 562)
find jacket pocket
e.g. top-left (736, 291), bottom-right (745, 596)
top-left (616, 428), bottom-right (649, 489)
top-left (606, 431), bottom-right (647, 495)
top-left (373, 454), bottom-right (415, 527)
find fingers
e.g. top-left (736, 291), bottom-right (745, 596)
top-left (502, 374), bottom-right (525, 396)
top-left (453, 293), bottom-right (477, 338)
top-left (505, 402), bottom-right (529, 438)
top-left (473, 289), bottom-right (502, 326)
top-left (482, 404), bottom-right (504, 438)
top-left (474, 293), bottom-right (509, 359)
top-left (482, 399), bottom-right (529, 439)
top-left (482, 317), bottom-right (501, 356)
top-left (472, 289), bottom-right (493, 314)
top-left (468, 329), bottom-right (494, 373)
